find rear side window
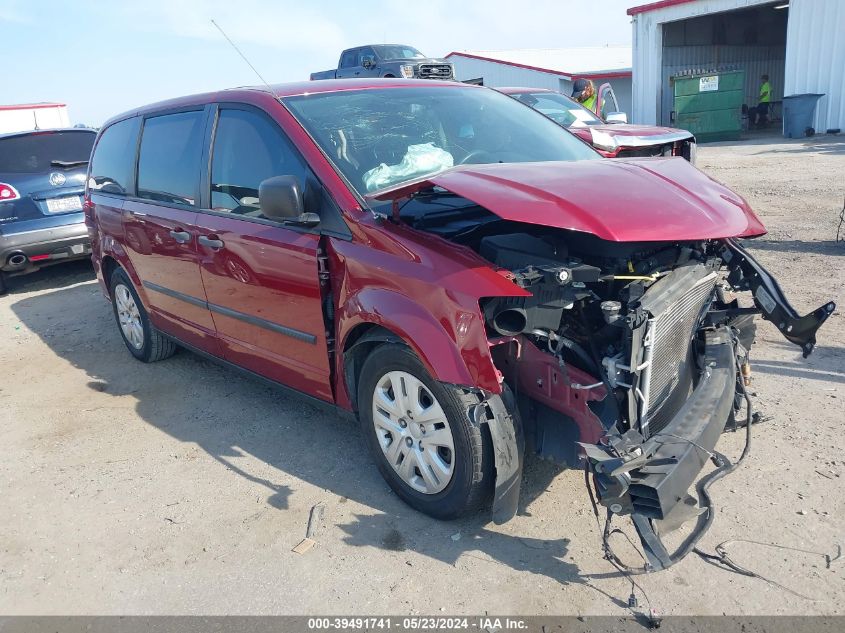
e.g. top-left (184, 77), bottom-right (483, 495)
top-left (137, 111), bottom-right (205, 206)
top-left (88, 117), bottom-right (140, 195)
top-left (0, 131), bottom-right (95, 173)
top-left (210, 108), bottom-right (313, 218)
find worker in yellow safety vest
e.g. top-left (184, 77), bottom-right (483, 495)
top-left (572, 79), bottom-right (597, 113)
top-left (749, 74), bottom-right (772, 129)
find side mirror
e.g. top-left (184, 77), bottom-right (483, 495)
top-left (259, 175), bottom-right (303, 219)
top-left (362, 56), bottom-right (375, 69)
top-left (287, 212), bottom-right (321, 228)
top-left (258, 176), bottom-right (321, 228)
top-left (605, 112), bottom-right (628, 124)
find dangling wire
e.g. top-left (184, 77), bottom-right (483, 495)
top-left (695, 539), bottom-right (838, 601)
top-left (584, 465), bottom-right (655, 617)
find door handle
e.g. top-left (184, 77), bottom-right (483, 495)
top-left (169, 229), bottom-right (191, 244)
top-left (198, 235), bottom-right (224, 250)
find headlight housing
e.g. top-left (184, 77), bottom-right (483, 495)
top-left (590, 129), bottom-right (619, 152)
top-left (686, 140), bottom-right (698, 165)
top-left (400, 65), bottom-right (415, 79)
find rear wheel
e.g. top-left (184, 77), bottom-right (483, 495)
top-left (357, 343), bottom-right (493, 519)
top-left (109, 267), bottom-right (176, 363)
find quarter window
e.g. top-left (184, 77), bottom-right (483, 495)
top-left (137, 111), bottom-right (205, 206)
top-left (88, 118), bottom-right (139, 195)
top-left (210, 108), bottom-right (312, 219)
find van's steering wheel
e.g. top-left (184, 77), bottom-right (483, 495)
top-left (457, 149), bottom-right (494, 165)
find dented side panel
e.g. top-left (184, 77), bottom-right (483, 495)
top-left (327, 218), bottom-right (530, 409)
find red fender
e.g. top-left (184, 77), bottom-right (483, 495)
top-left (335, 286), bottom-right (497, 409)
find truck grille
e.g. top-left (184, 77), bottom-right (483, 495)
top-left (639, 270), bottom-right (717, 437)
top-left (418, 64), bottom-right (453, 79)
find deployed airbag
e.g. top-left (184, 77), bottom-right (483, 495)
top-left (363, 143), bottom-right (453, 192)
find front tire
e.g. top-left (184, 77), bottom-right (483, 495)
top-left (357, 343), bottom-right (493, 519)
top-left (109, 267), bottom-right (176, 363)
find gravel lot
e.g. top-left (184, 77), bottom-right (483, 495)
top-left (2, 135), bottom-right (844, 616)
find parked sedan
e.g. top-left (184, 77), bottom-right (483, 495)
top-left (498, 87), bottom-right (697, 162)
top-left (86, 80), bottom-right (832, 570)
top-left (0, 128), bottom-right (96, 293)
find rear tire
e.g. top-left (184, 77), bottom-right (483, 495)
top-left (109, 267), bottom-right (176, 363)
top-left (357, 343), bottom-right (493, 520)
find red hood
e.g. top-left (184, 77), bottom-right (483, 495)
top-left (571, 124), bottom-right (694, 144)
top-left (369, 159), bottom-right (766, 242)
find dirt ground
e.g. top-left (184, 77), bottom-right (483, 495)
top-left (2, 135), bottom-right (844, 616)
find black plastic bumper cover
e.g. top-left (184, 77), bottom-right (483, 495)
top-left (0, 222), bottom-right (90, 273)
top-left (481, 387), bottom-right (524, 525)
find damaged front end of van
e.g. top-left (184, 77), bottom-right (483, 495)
top-left (371, 158), bottom-right (835, 570)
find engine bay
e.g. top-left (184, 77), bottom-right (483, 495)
top-left (384, 187), bottom-right (836, 571)
top-left (398, 192), bottom-right (725, 441)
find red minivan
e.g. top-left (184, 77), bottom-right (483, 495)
top-left (86, 79), bottom-right (833, 571)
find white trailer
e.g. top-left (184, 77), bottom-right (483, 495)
top-left (0, 103), bottom-right (71, 134)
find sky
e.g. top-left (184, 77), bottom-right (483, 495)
top-left (2, 0), bottom-right (636, 126)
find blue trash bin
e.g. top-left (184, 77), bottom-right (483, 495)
top-left (782, 93), bottom-right (824, 138)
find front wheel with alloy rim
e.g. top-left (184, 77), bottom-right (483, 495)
top-left (109, 267), bottom-right (176, 363)
top-left (357, 343), bottom-right (493, 519)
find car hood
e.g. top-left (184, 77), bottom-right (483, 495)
top-left (571, 124), bottom-right (694, 146)
top-left (386, 57), bottom-right (451, 64)
top-left (368, 159), bottom-right (766, 242)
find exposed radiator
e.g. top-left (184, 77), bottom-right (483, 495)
top-left (639, 269), bottom-right (718, 437)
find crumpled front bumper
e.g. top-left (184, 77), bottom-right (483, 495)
top-left (627, 327), bottom-right (736, 520)
top-left (582, 326), bottom-right (737, 569)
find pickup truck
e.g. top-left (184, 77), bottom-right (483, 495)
top-left (311, 45), bottom-right (454, 81)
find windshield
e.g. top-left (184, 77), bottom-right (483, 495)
top-left (283, 86), bottom-right (598, 194)
top-left (510, 91), bottom-right (603, 128)
top-left (375, 45), bottom-right (425, 59)
top-left (0, 130), bottom-right (95, 173)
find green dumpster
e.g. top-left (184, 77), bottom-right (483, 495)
top-left (673, 70), bottom-right (745, 142)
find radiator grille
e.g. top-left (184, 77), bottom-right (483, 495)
top-left (418, 64), bottom-right (453, 79)
top-left (640, 271), bottom-right (717, 437)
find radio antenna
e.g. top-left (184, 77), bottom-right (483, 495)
top-left (210, 19), bottom-right (272, 91)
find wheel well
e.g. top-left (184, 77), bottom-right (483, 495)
top-left (101, 256), bottom-right (119, 296)
top-left (343, 324), bottom-right (404, 412)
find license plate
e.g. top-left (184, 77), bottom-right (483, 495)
top-left (71, 243), bottom-right (85, 255)
top-left (46, 196), bottom-right (82, 213)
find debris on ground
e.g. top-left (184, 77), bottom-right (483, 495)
top-left (292, 503), bottom-right (325, 555)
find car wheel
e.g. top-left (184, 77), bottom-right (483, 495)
top-left (109, 267), bottom-right (176, 363)
top-left (357, 343), bottom-right (493, 519)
